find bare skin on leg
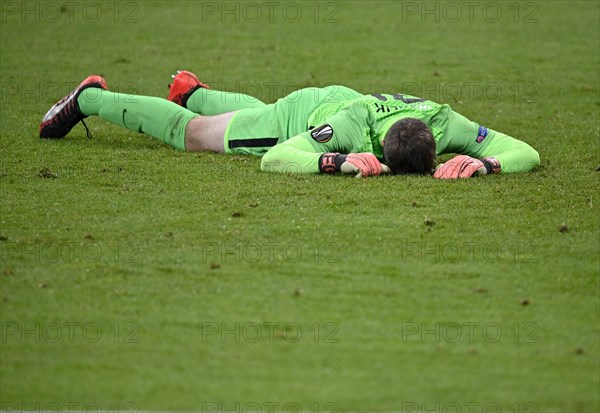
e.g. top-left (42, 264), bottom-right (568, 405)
top-left (184, 111), bottom-right (237, 152)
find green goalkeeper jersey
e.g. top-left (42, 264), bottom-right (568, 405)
top-left (304, 93), bottom-right (452, 158)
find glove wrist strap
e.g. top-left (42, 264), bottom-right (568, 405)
top-left (319, 153), bottom-right (347, 173)
top-left (481, 157), bottom-right (502, 174)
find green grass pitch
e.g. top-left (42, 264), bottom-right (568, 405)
top-left (1, 1), bottom-right (598, 411)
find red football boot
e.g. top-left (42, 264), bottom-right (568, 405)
top-left (167, 70), bottom-right (210, 108)
top-left (39, 75), bottom-right (108, 139)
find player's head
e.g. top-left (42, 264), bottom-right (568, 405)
top-left (383, 118), bottom-right (436, 175)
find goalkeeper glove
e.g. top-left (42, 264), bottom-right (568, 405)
top-left (433, 155), bottom-right (501, 179)
top-left (319, 152), bottom-right (391, 178)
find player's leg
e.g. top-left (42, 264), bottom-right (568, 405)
top-left (39, 75), bottom-right (218, 152)
top-left (168, 70), bottom-right (265, 115)
top-left (186, 87), bottom-right (266, 115)
top-left (184, 112), bottom-right (233, 152)
top-left (79, 85), bottom-right (234, 152)
top-left (77, 88), bottom-right (198, 151)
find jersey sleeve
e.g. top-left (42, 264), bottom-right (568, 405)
top-left (260, 135), bottom-right (322, 173)
top-left (447, 129), bottom-right (540, 174)
top-left (479, 132), bottom-right (540, 173)
top-left (438, 110), bottom-right (540, 174)
top-left (260, 104), bottom-right (371, 174)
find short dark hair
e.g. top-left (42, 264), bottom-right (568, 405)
top-left (383, 118), bottom-right (436, 175)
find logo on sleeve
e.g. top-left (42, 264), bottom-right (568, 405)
top-left (311, 124), bottom-right (333, 143)
top-left (476, 126), bottom-right (489, 143)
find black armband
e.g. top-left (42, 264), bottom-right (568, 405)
top-left (481, 157), bottom-right (502, 174)
top-left (318, 153), bottom-right (347, 173)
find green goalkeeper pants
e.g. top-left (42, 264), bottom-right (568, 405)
top-left (222, 86), bottom-right (362, 155)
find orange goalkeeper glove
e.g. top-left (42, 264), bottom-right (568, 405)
top-left (433, 155), bottom-right (501, 179)
top-left (319, 153), bottom-right (391, 178)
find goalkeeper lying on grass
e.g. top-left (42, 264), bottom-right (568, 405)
top-left (39, 70), bottom-right (540, 179)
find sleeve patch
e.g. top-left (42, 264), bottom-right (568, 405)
top-left (310, 124), bottom-right (333, 143)
top-left (476, 126), bottom-right (489, 143)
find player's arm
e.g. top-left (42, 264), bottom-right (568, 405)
top-left (260, 105), bottom-right (389, 177)
top-left (477, 132), bottom-right (540, 174)
top-left (260, 135), bottom-right (322, 174)
top-left (435, 132), bottom-right (540, 179)
top-left (434, 106), bottom-right (541, 181)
